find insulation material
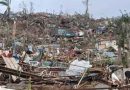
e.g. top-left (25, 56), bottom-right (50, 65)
top-left (66, 59), bottom-right (92, 76)
top-left (111, 73), bottom-right (120, 84)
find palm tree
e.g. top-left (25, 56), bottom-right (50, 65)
top-left (0, 0), bottom-right (11, 18)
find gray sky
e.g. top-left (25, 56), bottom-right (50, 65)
top-left (0, 0), bottom-right (130, 18)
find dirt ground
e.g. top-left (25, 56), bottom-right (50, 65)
top-left (5, 84), bottom-right (74, 90)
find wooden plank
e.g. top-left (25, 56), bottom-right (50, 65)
top-left (10, 58), bottom-right (22, 71)
top-left (2, 56), bottom-right (12, 68)
top-left (2, 56), bottom-right (22, 81)
top-left (2, 56), bottom-right (17, 81)
top-left (0, 65), bottom-right (45, 80)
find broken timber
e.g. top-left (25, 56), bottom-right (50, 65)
top-left (0, 65), bottom-right (42, 80)
top-left (0, 65), bottom-right (71, 85)
top-left (2, 56), bottom-right (22, 81)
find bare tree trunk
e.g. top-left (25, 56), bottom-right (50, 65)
top-left (118, 46), bottom-right (122, 65)
top-left (126, 24), bottom-right (130, 67)
top-left (127, 33), bottom-right (130, 67)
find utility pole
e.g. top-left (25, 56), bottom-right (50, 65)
top-left (86, 0), bottom-right (89, 15)
top-left (83, 0), bottom-right (89, 17)
top-left (12, 20), bottom-right (16, 55)
top-left (60, 5), bottom-right (63, 15)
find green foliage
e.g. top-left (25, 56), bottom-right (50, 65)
top-left (0, 1), bottom-right (8, 6)
top-left (0, 0), bottom-right (11, 17)
top-left (112, 13), bottom-right (130, 48)
top-left (122, 53), bottom-right (128, 67)
top-left (109, 12), bottom-right (130, 65)
top-left (105, 57), bottom-right (114, 65)
top-left (0, 0), bottom-right (11, 6)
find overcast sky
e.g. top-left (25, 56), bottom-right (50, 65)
top-left (0, 0), bottom-right (130, 18)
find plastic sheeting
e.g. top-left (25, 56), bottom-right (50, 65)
top-left (0, 86), bottom-right (14, 90)
top-left (66, 59), bottom-right (92, 76)
top-left (111, 73), bottom-right (120, 84)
